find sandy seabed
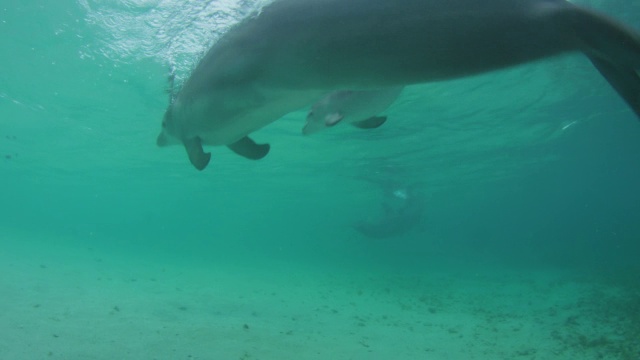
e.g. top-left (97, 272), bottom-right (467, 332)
top-left (1, 231), bottom-right (638, 360)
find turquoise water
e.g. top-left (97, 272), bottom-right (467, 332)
top-left (2, 0), bottom-right (640, 359)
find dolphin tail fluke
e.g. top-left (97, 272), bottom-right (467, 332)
top-left (227, 136), bottom-right (270, 160)
top-left (184, 137), bottom-right (211, 171)
top-left (587, 55), bottom-right (640, 118)
top-left (569, 6), bottom-right (640, 118)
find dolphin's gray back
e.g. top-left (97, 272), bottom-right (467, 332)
top-left (201, 0), bottom-right (574, 90)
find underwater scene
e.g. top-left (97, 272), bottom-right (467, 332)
top-left (1, 0), bottom-right (640, 358)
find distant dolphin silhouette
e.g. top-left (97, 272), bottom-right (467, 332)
top-left (303, 87), bottom-right (403, 135)
top-left (157, 0), bottom-right (640, 170)
top-left (353, 186), bottom-right (425, 239)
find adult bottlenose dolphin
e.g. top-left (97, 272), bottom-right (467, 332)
top-left (303, 87), bottom-right (403, 135)
top-left (157, 0), bottom-right (640, 170)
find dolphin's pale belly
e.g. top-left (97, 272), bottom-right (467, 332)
top-left (178, 87), bottom-right (326, 145)
top-left (221, 0), bottom-right (575, 89)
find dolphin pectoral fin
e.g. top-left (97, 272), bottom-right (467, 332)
top-left (352, 116), bottom-right (388, 129)
top-left (587, 55), bottom-right (640, 118)
top-left (184, 137), bottom-right (211, 171)
top-left (227, 136), bottom-right (270, 160)
top-left (570, 6), bottom-right (640, 118)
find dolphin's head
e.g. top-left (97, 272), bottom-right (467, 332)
top-left (303, 110), bottom-right (344, 135)
top-left (303, 95), bottom-right (345, 135)
top-left (157, 106), bottom-right (181, 147)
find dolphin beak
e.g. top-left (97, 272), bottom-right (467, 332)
top-left (302, 124), bottom-right (311, 135)
top-left (302, 121), bottom-right (322, 135)
top-left (157, 132), bottom-right (169, 147)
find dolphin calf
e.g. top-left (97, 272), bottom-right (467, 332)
top-left (303, 87), bottom-right (403, 135)
top-left (157, 0), bottom-right (640, 170)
